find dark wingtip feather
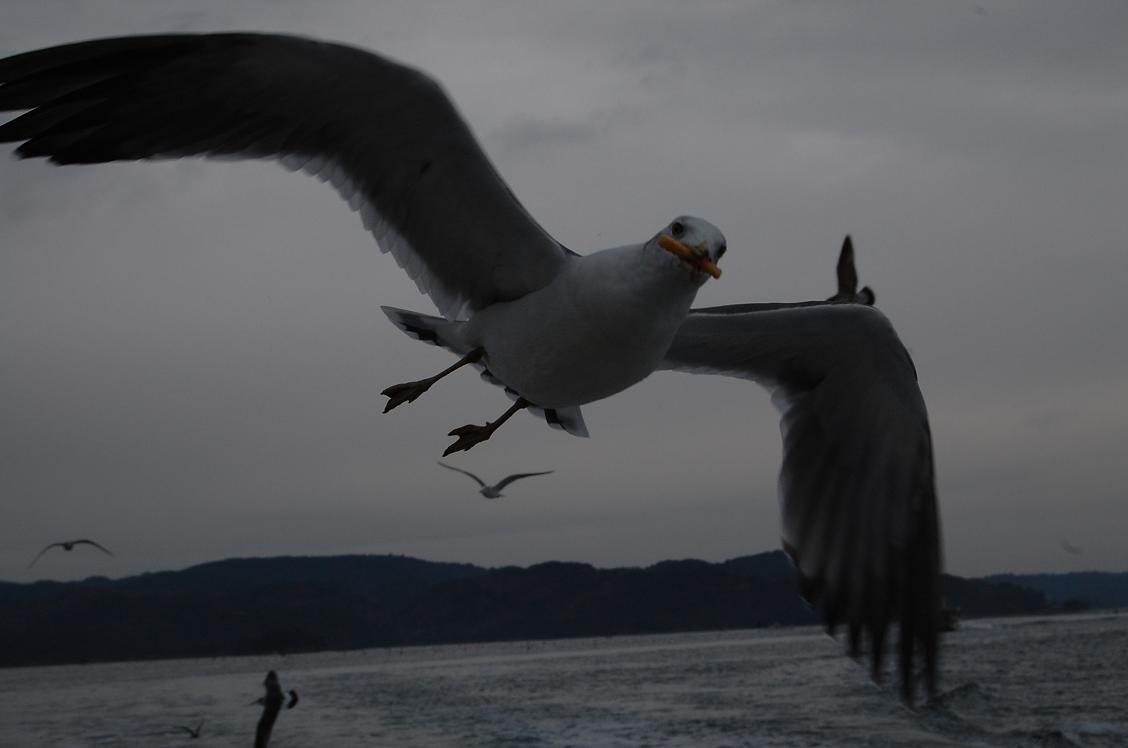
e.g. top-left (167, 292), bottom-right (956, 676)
top-left (15, 130), bottom-right (106, 162)
top-left (0, 34), bottom-right (199, 80)
top-left (847, 622), bottom-right (862, 659)
top-left (786, 520), bottom-right (941, 705)
top-left (899, 629), bottom-right (916, 703)
top-left (835, 235), bottom-right (859, 295)
top-left (869, 616), bottom-right (887, 683)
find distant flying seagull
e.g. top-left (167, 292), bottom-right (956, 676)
top-left (1061, 540), bottom-right (1084, 556)
top-left (0, 34), bottom-right (941, 701)
top-left (437, 461), bottom-right (554, 499)
top-left (252, 688), bottom-right (298, 708)
top-left (254, 670), bottom-right (287, 748)
top-left (28, 539), bottom-right (114, 567)
top-left (173, 720), bottom-right (204, 739)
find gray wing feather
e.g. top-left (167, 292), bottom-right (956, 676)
top-left (27, 543), bottom-right (62, 568)
top-left (494, 471), bottom-right (554, 490)
top-left (659, 303), bottom-right (941, 702)
top-left (437, 461), bottom-right (487, 488)
top-left (0, 33), bottom-right (571, 319)
top-left (75, 539), bottom-right (114, 556)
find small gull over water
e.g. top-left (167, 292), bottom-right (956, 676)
top-left (172, 720), bottom-right (204, 739)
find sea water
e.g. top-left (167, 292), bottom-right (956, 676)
top-left (0, 612), bottom-right (1124, 746)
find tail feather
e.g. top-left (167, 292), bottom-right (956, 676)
top-left (537, 404), bottom-right (589, 437)
top-left (381, 306), bottom-right (469, 355)
top-left (475, 365), bottom-right (588, 437)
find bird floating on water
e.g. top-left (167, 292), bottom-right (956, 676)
top-left (27, 539), bottom-right (114, 567)
top-left (437, 461), bottom-right (554, 499)
top-left (0, 33), bottom-right (941, 701)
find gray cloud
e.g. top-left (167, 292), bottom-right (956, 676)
top-left (489, 115), bottom-right (603, 156)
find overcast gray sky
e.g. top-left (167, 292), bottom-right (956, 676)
top-left (2, 1), bottom-right (1126, 583)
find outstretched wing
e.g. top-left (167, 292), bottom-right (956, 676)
top-left (74, 539), bottom-right (114, 556)
top-left (494, 470), bottom-right (554, 491)
top-left (27, 543), bottom-right (62, 568)
top-left (0, 33), bottom-right (571, 319)
top-left (659, 302), bottom-right (942, 702)
top-left (437, 461), bottom-right (487, 488)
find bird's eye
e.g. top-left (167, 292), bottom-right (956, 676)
top-left (671, 221), bottom-right (685, 238)
top-left (717, 244), bottom-right (726, 258)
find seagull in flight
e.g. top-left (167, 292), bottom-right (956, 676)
top-left (28, 539), bottom-right (114, 567)
top-left (172, 720), bottom-right (204, 739)
top-left (438, 461), bottom-right (554, 499)
top-left (0, 34), bottom-right (941, 701)
top-left (252, 690), bottom-right (298, 709)
top-left (1061, 540), bottom-right (1084, 556)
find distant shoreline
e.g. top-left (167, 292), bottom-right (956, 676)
top-left (3, 552), bottom-right (1124, 669)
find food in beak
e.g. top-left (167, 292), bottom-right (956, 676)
top-left (657, 234), bottom-right (722, 279)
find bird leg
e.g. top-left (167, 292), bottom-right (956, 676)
top-left (444, 397), bottom-right (530, 456)
top-left (382, 348), bottom-right (484, 413)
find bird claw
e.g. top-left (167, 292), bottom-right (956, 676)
top-left (381, 380), bottom-right (432, 413)
top-left (443, 423), bottom-right (494, 456)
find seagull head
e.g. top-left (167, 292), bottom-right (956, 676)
top-left (650, 215), bottom-right (725, 284)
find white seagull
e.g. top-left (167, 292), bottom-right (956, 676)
top-left (0, 33), bottom-right (941, 701)
top-left (437, 461), bottom-right (554, 499)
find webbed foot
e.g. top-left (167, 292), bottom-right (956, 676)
top-left (443, 423), bottom-right (495, 456)
top-left (381, 379), bottom-right (433, 413)
top-left (442, 397), bottom-right (531, 456)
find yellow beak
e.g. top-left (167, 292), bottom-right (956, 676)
top-left (657, 234), bottom-right (722, 279)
